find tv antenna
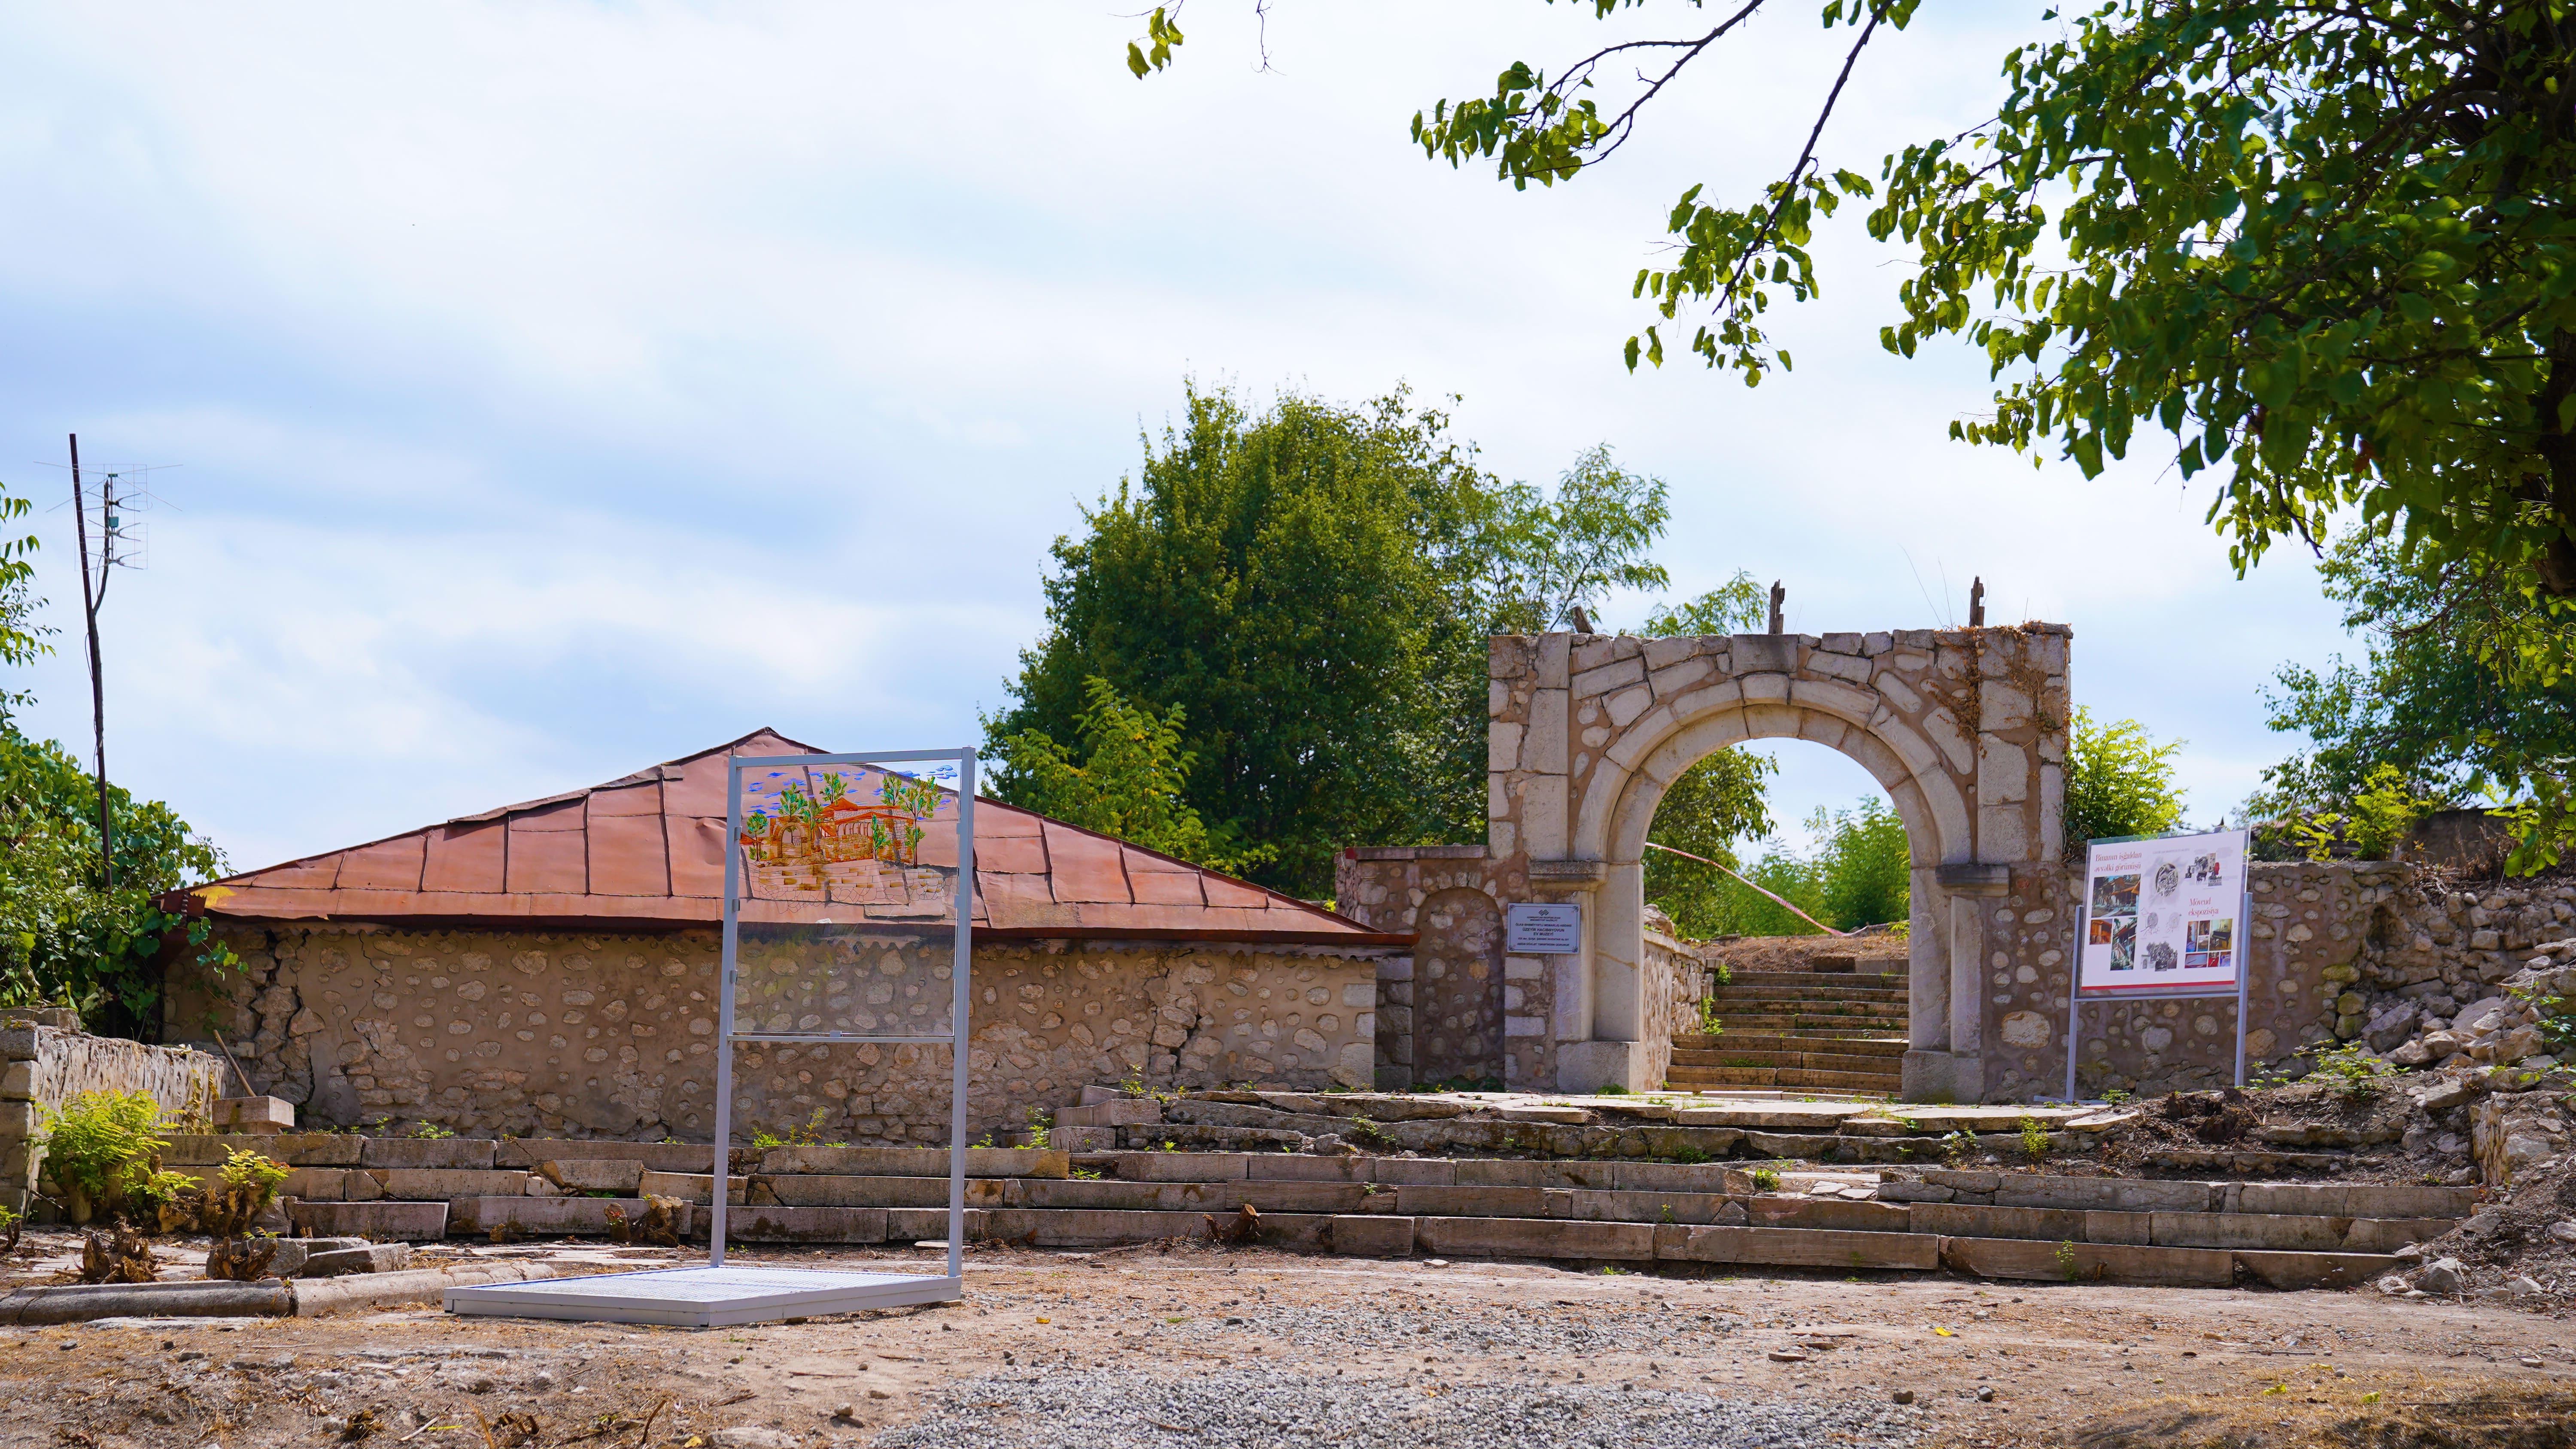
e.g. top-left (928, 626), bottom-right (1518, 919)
top-left (53, 435), bottom-right (177, 892)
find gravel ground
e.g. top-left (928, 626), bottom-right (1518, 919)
top-left (1122, 1298), bottom-right (1744, 1354)
top-left (871, 1368), bottom-right (1928, 1449)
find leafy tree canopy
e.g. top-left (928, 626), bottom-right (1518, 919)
top-left (0, 482), bottom-right (231, 1033)
top-left (2063, 706), bottom-right (2190, 848)
top-left (988, 675), bottom-right (1275, 878)
top-left (986, 380), bottom-right (1762, 896)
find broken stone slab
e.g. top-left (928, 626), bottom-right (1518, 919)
top-left (358, 1138), bottom-right (498, 1170)
top-left (1413, 1215), bottom-right (1657, 1262)
top-left (756, 1146), bottom-right (1068, 1179)
top-left (303, 1261), bottom-right (556, 1318)
top-left (638, 1170), bottom-right (748, 1205)
top-left (287, 1200), bottom-right (448, 1240)
top-left (1053, 1099), bottom-right (1166, 1128)
top-left (248, 1237), bottom-right (369, 1277)
top-left (2234, 1251), bottom-right (2402, 1291)
top-left (1653, 1224), bottom-right (1937, 1271)
top-left (537, 1160), bottom-right (647, 1194)
top-left (447, 1195), bottom-right (692, 1237)
top-left (0, 1279), bottom-right (294, 1325)
top-left (299, 1243), bottom-right (412, 1277)
top-left (1937, 1236), bottom-right (2234, 1288)
top-left (755, 1174), bottom-right (1015, 1210)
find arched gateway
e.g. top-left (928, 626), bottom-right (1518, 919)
top-left (1337, 625), bottom-right (2071, 1103)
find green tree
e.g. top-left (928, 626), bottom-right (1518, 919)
top-left (1677, 796), bottom-right (1912, 938)
top-left (1642, 749), bottom-right (1777, 939)
top-left (1480, 444), bottom-right (1671, 634)
top-left (1642, 571), bottom-right (1770, 637)
top-left (989, 676), bottom-right (1273, 876)
top-left (2062, 707), bottom-right (2189, 849)
top-left (985, 382), bottom-right (1504, 896)
top-left (1125, 0), bottom-right (2576, 864)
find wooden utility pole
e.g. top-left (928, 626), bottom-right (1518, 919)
top-left (68, 433), bottom-right (112, 891)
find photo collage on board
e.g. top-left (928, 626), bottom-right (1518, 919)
top-left (2089, 870), bottom-right (2140, 973)
top-left (2078, 830), bottom-right (2247, 993)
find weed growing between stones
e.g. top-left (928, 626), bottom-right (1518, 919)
top-left (2018, 1116), bottom-right (2052, 1161)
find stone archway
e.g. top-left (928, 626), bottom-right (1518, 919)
top-left (1486, 626), bottom-right (2069, 1101)
top-left (1413, 887), bottom-right (1505, 1085)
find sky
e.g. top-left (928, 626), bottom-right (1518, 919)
top-left (0, 1), bottom-right (2353, 875)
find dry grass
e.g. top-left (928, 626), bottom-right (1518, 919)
top-left (2066, 1377), bottom-right (2576, 1449)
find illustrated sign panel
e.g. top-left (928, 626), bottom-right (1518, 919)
top-left (1505, 902), bottom-right (1582, 954)
top-left (2076, 828), bottom-right (2247, 994)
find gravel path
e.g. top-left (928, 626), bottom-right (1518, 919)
top-left (870, 1368), bottom-right (1928, 1449)
top-left (1140, 1301), bottom-right (1745, 1354)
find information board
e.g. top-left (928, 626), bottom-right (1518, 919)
top-left (1506, 902), bottom-right (1582, 954)
top-left (2076, 827), bottom-right (2248, 995)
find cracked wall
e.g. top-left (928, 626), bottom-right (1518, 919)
top-left (166, 926), bottom-right (1380, 1143)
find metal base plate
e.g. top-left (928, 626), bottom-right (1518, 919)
top-left (443, 1266), bottom-right (961, 1327)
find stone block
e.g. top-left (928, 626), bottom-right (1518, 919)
top-left (2082, 1211), bottom-right (2154, 1246)
top-left (1367, 1158), bottom-right (1455, 1186)
top-left (1235, 1180), bottom-right (1370, 1214)
top-left (1993, 1176), bottom-right (2218, 1213)
top-left (1112, 1152), bottom-right (1246, 1182)
top-left (1054, 1100), bottom-right (1164, 1128)
top-left (300, 1243), bottom-right (412, 1277)
top-left (162, 1134), bottom-right (365, 1167)
top-left (1613, 1162), bottom-right (1735, 1194)
top-left (1056, 1127), bottom-right (1118, 1152)
top-left (0, 1061), bottom-right (28, 1100)
top-left (212, 1097), bottom-right (295, 1132)
top-left (978, 1209), bottom-right (1201, 1248)
top-left (1452, 1160), bottom-right (1616, 1188)
top-left (497, 1140), bottom-right (726, 1173)
top-left (1396, 1185), bottom-right (1558, 1219)
top-left (1654, 1224), bottom-right (1937, 1270)
top-left (1414, 1216), bottom-right (1656, 1261)
top-left (2235, 1182), bottom-right (2479, 1219)
top-left (639, 1170), bottom-right (747, 1205)
top-left (1912, 1203), bottom-right (2087, 1243)
top-left (756, 1146), bottom-right (1069, 1179)
top-left (1249, 1156), bottom-right (1366, 1182)
top-left (1736, 1197), bottom-right (1911, 1233)
top-left (2151, 1211), bottom-right (2349, 1252)
top-left (447, 1196), bottom-right (682, 1237)
top-left (281, 1167), bottom-right (346, 1202)
top-left (720, 1206), bottom-right (893, 1244)
top-left (1937, 1236), bottom-right (2233, 1287)
top-left (371, 1169), bottom-right (533, 1201)
top-left (2233, 1251), bottom-right (2401, 1291)
top-left (1876, 1182), bottom-right (1954, 1203)
top-left (0, 1027), bottom-right (35, 1061)
top-left (888, 1207), bottom-right (981, 1241)
top-left (1564, 1190), bottom-right (1732, 1225)
top-left (1021, 1179), bottom-right (1217, 1211)
top-left (759, 1174), bottom-right (1015, 1209)
top-left (359, 1138), bottom-right (497, 1170)
top-left (286, 1200), bottom-right (448, 1240)
top-left (1327, 1215), bottom-right (1417, 1257)
top-left (2342, 1218), bottom-right (2461, 1254)
top-left (1921, 1169), bottom-right (1999, 1193)
top-left (539, 1159), bottom-right (645, 1194)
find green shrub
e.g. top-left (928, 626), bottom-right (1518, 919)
top-left (2018, 1116), bottom-right (2052, 1160)
top-left (2062, 708), bottom-right (2187, 850)
top-left (2290, 763), bottom-right (2439, 861)
top-left (1747, 1167), bottom-right (1781, 1192)
top-left (35, 1089), bottom-right (170, 1223)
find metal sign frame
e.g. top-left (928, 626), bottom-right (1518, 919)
top-left (712, 746), bottom-right (977, 1283)
top-left (2060, 827), bottom-right (2253, 1101)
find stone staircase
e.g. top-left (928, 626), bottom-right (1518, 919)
top-left (1669, 956), bottom-right (1908, 1094)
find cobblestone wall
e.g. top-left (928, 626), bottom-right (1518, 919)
top-left (165, 926), bottom-right (1380, 1144)
top-left (1, 1012), bottom-right (226, 1214)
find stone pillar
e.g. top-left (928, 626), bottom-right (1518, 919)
top-left (1906, 862), bottom-right (2011, 1101)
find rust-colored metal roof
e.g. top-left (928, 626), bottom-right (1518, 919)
top-left (166, 729), bottom-right (1405, 946)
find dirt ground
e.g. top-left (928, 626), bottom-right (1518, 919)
top-left (6, 1238), bottom-right (2575, 1449)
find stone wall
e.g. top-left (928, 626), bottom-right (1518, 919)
top-left (1639, 925), bottom-right (1709, 1095)
top-left (1338, 846), bottom-right (1544, 1090)
top-left (164, 926), bottom-right (1381, 1145)
top-left (1, 1009), bottom-right (227, 1214)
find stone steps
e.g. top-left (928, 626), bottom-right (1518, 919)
top-left (267, 1143), bottom-right (2470, 1293)
top-left (1685, 1012), bottom-right (1908, 1034)
top-left (1665, 1065), bottom-right (1902, 1092)
top-left (1675, 1034), bottom-right (1908, 1059)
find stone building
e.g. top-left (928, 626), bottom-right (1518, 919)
top-left (159, 731), bottom-right (1402, 1144)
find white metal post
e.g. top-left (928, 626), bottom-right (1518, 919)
top-left (712, 756), bottom-right (743, 1268)
top-left (945, 750), bottom-right (975, 1282)
top-left (2233, 878), bottom-right (2252, 1088)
